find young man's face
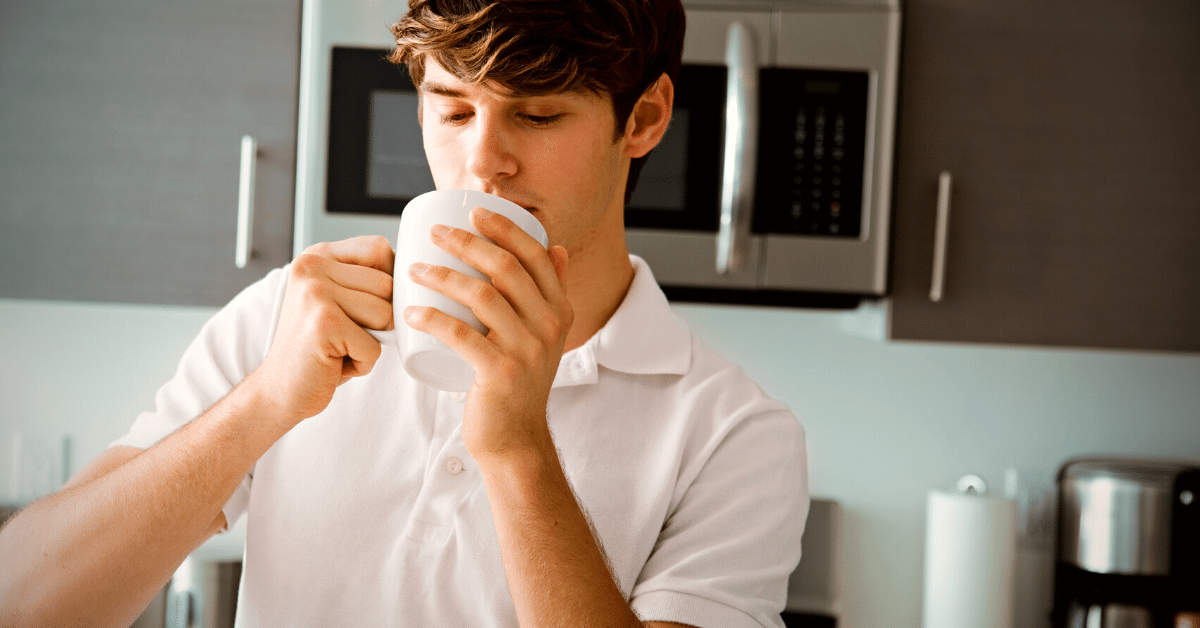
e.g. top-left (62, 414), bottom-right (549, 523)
top-left (417, 59), bottom-right (633, 258)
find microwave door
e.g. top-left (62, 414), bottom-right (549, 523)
top-left (625, 16), bottom-right (769, 291)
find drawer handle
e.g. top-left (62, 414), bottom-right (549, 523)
top-left (930, 171), bottom-right (952, 302)
top-left (716, 21), bottom-right (759, 276)
top-left (235, 135), bottom-right (258, 269)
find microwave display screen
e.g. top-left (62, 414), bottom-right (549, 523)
top-left (627, 109), bottom-right (689, 211)
top-left (367, 90), bottom-right (435, 199)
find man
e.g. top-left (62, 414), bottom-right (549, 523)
top-left (0, 1), bottom-right (808, 626)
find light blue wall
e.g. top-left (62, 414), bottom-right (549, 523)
top-left (2, 297), bottom-right (1198, 627)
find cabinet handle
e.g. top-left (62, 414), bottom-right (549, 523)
top-left (929, 171), bottom-right (952, 302)
top-left (235, 135), bottom-right (258, 269)
top-left (716, 21), bottom-right (759, 276)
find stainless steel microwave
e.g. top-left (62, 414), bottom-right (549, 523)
top-left (293, 0), bottom-right (901, 307)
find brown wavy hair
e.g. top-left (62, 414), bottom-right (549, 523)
top-left (389, 0), bottom-right (685, 203)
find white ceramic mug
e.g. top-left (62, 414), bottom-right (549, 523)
top-left (368, 189), bottom-right (548, 391)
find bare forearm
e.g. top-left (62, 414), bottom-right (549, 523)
top-left (479, 436), bottom-right (644, 628)
top-left (0, 374), bottom-right (286, 628)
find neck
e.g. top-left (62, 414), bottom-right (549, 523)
top-left (560, 224), bottom-right (634, 353)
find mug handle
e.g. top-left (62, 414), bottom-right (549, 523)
top-left (366, 328), bottom-right (398, 347)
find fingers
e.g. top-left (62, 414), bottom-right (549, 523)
top-left (303, 235), bottom-right (396, 275)
top-left (403, 208), bottom-right (572, 389)
top-left (290, 249), bottom-right (393, 332)
top-left (468, 207), bottom-right (564, 306)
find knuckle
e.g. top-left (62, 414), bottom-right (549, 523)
top-left (493, 250), bottom-right (522, 277)
top-left (290, 253), bottom-right (324, 278)
top-left (449, 317), bottom-right (475, 343)
top-left (540, 313), bottom-right (564, 341)
top-left (449, 227), bottom-right (475, 248)
top-left (473, 282), bottom-right (500, 306)
top-left (365, 234), bottom-right (391, 251)
top-left (303, 241), bottom-right (332, 257)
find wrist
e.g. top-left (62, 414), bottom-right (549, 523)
top-left (473, 429), bottom-right (564, 493)
top-left (469, 423), bottom-right (557, 471)
top-left (208, 371), bottom-right (295, 456)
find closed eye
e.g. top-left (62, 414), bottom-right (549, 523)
top-left (520, 113), bottom-right (563, 127)
top-left (439, 112), bottom-right (472, 125)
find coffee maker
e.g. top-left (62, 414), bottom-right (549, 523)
top-left (1053, 457), bottom-right (1200, 628)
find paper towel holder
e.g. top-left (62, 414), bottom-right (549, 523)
top-left (956, 474), bottom-right (987, 496)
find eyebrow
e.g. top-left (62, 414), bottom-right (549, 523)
top-left (418, 81), bottom-right (468, 98)
top-left (419, 79), bottom-right (572, 102)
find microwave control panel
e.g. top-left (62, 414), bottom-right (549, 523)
top-left (754, 68), bottom-right (870, 239)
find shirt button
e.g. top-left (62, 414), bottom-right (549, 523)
top-left (444, 457), bottom-right (464, 476)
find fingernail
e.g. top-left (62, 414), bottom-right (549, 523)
top-left (431, 224), bottom-right (451, 237)
top-left (410, 262), bottom-right (430, 276)
top-left (473, 207), bottom-right (494, 219)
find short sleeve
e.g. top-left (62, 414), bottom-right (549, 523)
top-left (630, 408), bottom-right (809, 628)
top-left (109, 266), bottom-right (290, 528)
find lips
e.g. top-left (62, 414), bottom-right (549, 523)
top-left (478, 188), bottom-right (536, 213)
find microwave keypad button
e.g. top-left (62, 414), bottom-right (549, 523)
top-left (753, 68), bottom-right (868, 239)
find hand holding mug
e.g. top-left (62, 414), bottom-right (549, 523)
top-left (369, 189), bottom-right (550, 392)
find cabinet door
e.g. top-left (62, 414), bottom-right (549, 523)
top-left (0, 0), bottom-right (299, 306)
top-left (889, 0), bottom-right (1200, 352)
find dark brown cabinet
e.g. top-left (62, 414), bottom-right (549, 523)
top-left (888, 0), bottom-right (1200, 352)
top-left (0, 0), bottom-right (300, 306)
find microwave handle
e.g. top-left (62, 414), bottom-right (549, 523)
top-left (235, 134), bottom-right (258, 269)
top-left (716, 21), bottom-right (759, 276)
top-left (929, 171), bottom-right (952, 301)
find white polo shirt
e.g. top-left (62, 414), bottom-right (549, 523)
top-left (114, 256), bottom-right (809, 628)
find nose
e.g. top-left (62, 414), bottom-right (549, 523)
top-left (464, 113), bottom-right (517, 185)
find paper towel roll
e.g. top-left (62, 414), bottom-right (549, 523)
top-left (921, 489), bottom-right (1017, 628)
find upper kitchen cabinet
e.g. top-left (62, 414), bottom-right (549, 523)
top-left (889, 0), bottom-right (1200, 352)
top-left (0, 0), bottom-right (300, 306)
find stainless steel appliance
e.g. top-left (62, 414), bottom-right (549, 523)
top-left (1053, 457), bottom-right (1200, 628)
top-left (294, 0), bottom-right (901, 307)
top-left (164, 557), bottom-right (241, 628)
top-left (130, 558), bottom-right (242, 628)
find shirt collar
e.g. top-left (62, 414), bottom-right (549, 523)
top-left (553, 255), bottom-right (692, 388)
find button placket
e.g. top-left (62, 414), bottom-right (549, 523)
top-left (402, 390), bottom-right (477, 544)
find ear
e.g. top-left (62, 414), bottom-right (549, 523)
top-left (622, 73), bottom-right (674, 159)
